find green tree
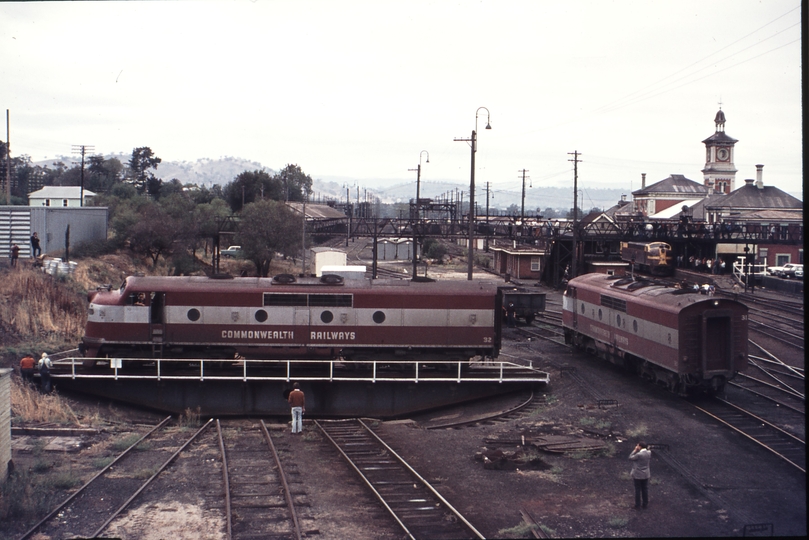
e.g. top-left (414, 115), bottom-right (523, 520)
top-left (423, 238), bottom-right (448, 261)
top-left (222, 170), bottom-right (282, 212)
top-left (275, 164), bottom-right (313, 202)
top-left (127, 147), bottom-right (162, 195)
top-left (87, 156), bottom-right (123, 193)
top-left (236, 199), bottom-right (302, 277)
top-left (128, 202), bottom-right (183, 267)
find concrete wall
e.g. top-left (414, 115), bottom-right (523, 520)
top-left (0, 368), bottom-right (11, 480)
top-left (2, 206), bottom-right (108, 261)
top-left (29, 207), bottom-right (108, 256)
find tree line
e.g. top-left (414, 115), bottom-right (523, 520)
top-left (1, 143), bottom-right (313, 277)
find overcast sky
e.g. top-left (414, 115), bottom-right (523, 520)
top-left (1, 0), bottom-right (802, 199)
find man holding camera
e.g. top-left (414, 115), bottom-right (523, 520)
top-left (629, 442), bottom-right (652, 509)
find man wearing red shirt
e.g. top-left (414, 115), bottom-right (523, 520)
top-left (288, 383), bottom-right (305, 434)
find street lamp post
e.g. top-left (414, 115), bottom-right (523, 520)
top-left (455, 107), bottom-right (491, 280)
top-left (408, 151), bottom-right (429, 278)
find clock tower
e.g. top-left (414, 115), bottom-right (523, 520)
top-left (701, 108), bottom-right (738, 194)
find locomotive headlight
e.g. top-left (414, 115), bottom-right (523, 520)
top-left (713, 300), bottom-right (719, 306)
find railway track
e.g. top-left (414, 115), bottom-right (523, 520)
top-left (217, 419), bottom-right (307, 540)
top-left (748, 319), bottom-right (804, 350)
top-left (423, 390), bottom-right (543, 430)
top-left (515, 316), bottom-right (567, 346)
top-left (729, 353), bottom-right (805, 415)
top-left (20, 416), bottom-right (213, 540)
top-left (688, 396), bottom-right (805, 473)
top-left (316, 418), bottom-right (485, 540)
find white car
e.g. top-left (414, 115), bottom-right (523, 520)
top-left (776, 263), bottom-right (802, 279)
top-left (221, 246), bottom-right (243, 259)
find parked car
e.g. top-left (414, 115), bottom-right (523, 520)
top-left (766, 264), bottom-right (787, 275)
top-left (776, 263), bottom-right (802, 279)
top-left (794, 266), bottom-right (804, 279)
top-left (221, 246), bottom-right (243, 259)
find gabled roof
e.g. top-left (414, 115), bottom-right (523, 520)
top-left (286, 202), bottom-right (347, 220)
top-left (28, 186), bottom-right (96, 199)
top-left (732, 208), bottom-right (803, 222)
top-left (703, 181), bottom-right (802, 211)
top-left (632, 174), bottom-right (708, 196)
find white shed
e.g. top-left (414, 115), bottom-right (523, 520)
top-left (28, 186), bottom-right (96, 208)
top-left (312, 247), bottom-right (347, 276)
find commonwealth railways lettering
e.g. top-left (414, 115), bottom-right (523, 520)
top-left (222, 330), bottom-right (295, 340)
top-left (311, 331), bottom-right (356, 341)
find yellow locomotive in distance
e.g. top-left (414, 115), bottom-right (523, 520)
top-left (620, 241), bottom-right (674, 276)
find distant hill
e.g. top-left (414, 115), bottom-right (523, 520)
top-left (33, 154), bottom-right (628, 212)
top-left (34, 154), bottom-right (274, 188)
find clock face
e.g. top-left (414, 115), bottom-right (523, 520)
top-left (717, 148), bottom-right (729, 161)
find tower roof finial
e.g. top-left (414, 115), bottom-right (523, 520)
top-left (714, 106), bottom-right (726, 133)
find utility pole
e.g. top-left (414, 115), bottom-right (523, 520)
top-left (518, 169), bottom-right (530, 233)
top-left (72, 144), bottom-right (94, 207)
top-left (301, 191), bottom-right (307, 276)
top-left (568, 151), bottom-right (582, 278)
top-left (5, 110), bottom-right (10, 204)
top-left (484, 182), bottom-right (491, 252)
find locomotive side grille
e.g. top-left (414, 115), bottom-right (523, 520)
top-left (309, 294), bottom-right (353, 307)
top-left (600, 295), bottom-right (627, 313)
top-left (264, 294), bottom-right (308, 306)
top-left (263, 293), bottom-right (353, 307)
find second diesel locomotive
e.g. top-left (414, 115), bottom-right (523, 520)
top-left (80, 274), bottom-right (502, 362)
top-left (562, 273), bottom-right (747, 393)
top-left (620, 241), bottom-right (674, 276)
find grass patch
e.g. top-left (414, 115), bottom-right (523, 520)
top-left (133, 467), bottom-right (160, 480)
top-left (10, 377), bottom-right (82, 425)
top-left (45, 470), bottom-right (84, 490)
top-left (0, 469), bottom-right (38, 519)
top-left (497, 522), bottom-right (536, 538)
top-left (626, 423), bottom-right (649, 439)
top-left (0, 270), bottom-right (87, 348)
top-left (178, 407), bottom-right (201, 428)
top-left (540, 524), bottom-right (556, 536)
top-left (608, 517), bottom-right (629, 528)
top-left (93, 456), bottom-right (115, 469)
top-left (111, 433), bottom-right (143, 452)
top-left (579, 416), bottom-right (611, 430)
top-left (32, 459), bottom-right (53, 473)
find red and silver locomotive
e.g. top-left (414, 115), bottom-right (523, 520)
top-left (562, 273), bottom-right (747, 393)
top-left (80, 274), bottom-right (502, 362)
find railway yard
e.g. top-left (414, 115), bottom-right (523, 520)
top-left (2, 265), bottom-right (806, 539)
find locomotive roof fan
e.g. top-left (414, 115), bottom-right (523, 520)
top-left (320, 274), bottom-right (345, 285)
top-left (273, 274), bottom-right (297, 284)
